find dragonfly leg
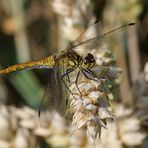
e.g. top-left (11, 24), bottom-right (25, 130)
top-left (81, 69), bottom-right (100, 82)
top-left (85, 69), bottom-right (99, 78)
top-left (83, 69), bottom-right (103, 82)
top-left (75, 71), bottom-right (82, 99)
top-left (65, 68), bottom-right (72, 83)
top-left (61, 68), bottom-right (77, 101)
top-left (62, 68), bottom-right (74, 78)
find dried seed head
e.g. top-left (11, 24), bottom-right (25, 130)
top-left (69, 50), bottom-right (119, 142)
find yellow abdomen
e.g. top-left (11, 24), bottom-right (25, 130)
top-left (0, 55), bottom-right (56, 75)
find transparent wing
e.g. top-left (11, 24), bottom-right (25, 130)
top-left (38, 68), bottom-right (57, 127)
top-left (38, 65), bottom-right (69, 127)
top-left (72, 23), bottom-right (136, 51)
top-left (54, 65), bottom-right (69, 117)
top-left (66, 20), bottom-right (101, 51)
top-left (73, 20), bottom-right (101, 45)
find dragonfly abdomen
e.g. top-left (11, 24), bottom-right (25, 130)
top-left (0, 55), bottom-right (56, 75)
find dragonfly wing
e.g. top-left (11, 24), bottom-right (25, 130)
top-left (72, 23), bottom-right (136, 51)
top-left (53, 65), bottom-right (69, 116)
top-left (65, 20), bottom-right (101, 52)
top-left (38, 68), bottom-right (56, 127)
top-left (38, 65), bottom-right (69, 127)
top-left (73, 20), bottom-right (102, 45)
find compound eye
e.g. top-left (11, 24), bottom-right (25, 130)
top-left (86, 53), bottom-right (95, 63)
top-left (82, 53), bottom-right (95, 69)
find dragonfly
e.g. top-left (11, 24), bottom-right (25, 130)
top-left (0, 21), bottom-right (136, 125)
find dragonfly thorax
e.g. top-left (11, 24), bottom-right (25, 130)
top-left (65, 50), bottom-right (82, 67)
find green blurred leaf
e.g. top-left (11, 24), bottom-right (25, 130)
top-left (9, 70), bottom-right (43, 108)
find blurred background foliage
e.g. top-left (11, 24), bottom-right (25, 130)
top-left (0, 0), bottom-right (148, 147)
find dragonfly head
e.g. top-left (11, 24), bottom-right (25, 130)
top-left (82, 53), bottom-right (95, 69)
